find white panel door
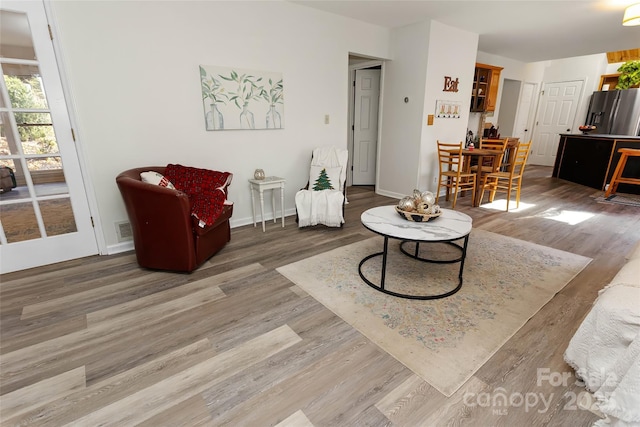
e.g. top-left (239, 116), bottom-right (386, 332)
top-left (352, 69), bottom-right (380, 186)
top-left (0, 1), bottom-right (98, 274)
top-left (530, 80), bottom-right (584, 166)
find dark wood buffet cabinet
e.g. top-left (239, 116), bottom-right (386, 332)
top-left (553, 134), bottom-right (640, 195)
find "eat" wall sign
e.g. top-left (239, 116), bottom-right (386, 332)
top-left (443, 76), bottom-right (459, 92)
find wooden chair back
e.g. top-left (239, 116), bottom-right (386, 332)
top-left (479, 137), bottom-right (509, 170)
top-left (436, 140), bottom-right (476, 208)
top-left (479, 137), bottom-right (509, 150)
top-left (437, 141), bottom-right (464, 175)
top-left (510, 140), bottom-right (532, 177)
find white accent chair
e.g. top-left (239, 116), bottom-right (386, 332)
top-left (295, 146), bottom-right (348, 228)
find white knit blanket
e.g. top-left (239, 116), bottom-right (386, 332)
top-left (295, 146), bottom-right (348, 228)
top-left (295, 189), bottom-right (344, 227)
top-left (564, 253), bottom-right (640, 427)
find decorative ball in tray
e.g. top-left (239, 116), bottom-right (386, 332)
top-left (395, 189), bottom-right (442, 222)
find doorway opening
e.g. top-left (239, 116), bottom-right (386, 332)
top-left (498, 79), bottom-right (538, 145)
top-left (348, 55), bottom-right (384, 188)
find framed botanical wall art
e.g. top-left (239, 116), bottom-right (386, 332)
top-left (199, 65), bottom-right (284, 131)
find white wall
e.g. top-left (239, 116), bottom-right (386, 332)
top-left (535, 53), bottom-right (609, 129)
top-left (605, 61), bottom-right (625, 76)
top-left (378, 20), bottom-right (478, 198)
top-left (50, 0), bottom-right (390, 252)
top-left (378, 21), bottom-right (430, 198)
top-left (418, 21), bottom-right (479, 192)
top-left (477, 52), bottom-right (546, 83)
top-left (538, 53), bottom-right (609, 91)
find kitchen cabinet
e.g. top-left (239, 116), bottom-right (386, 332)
top-left (598, 73), bottom-right (639, 91)
top-left (553, 134), bottom-right (640, 194)
top-left (471, 63), bottom-right (503, 112)
top-left (599, 73), bottom-right (620, 91)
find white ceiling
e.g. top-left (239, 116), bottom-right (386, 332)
top-left (290, 0), bottom-right (640, 62)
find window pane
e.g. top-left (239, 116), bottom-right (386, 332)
top-left (0, 159), bottom-right (29, 201)
top-left (0, 160), bottom-right (18, 198)
top-left (3, 63), bottom-right (48, 109)
top-left (40, 198), bottom-right (77, 236)
top-left (27, 155), bottom-right (62, 172)
top-left (1, 112), bottom-right (11, 154)
top-left (0, 10), bottom-right (36, 61)
top-left (26, 156), bottom-right (67, 196)
top-left (1, 111), bottom-right (21, 156)
top-left (15, 112), bottom-right (58, 155)
top-left (0, 201), bottom-right (41, 242)
top-left (0, 158), bottom-right (16, 171)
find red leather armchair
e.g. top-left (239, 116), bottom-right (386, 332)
top-left (116, 166), bottom-right (233, 272)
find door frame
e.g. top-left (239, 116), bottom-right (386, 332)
top-left (497, 79), bottom-right (539, 144)
top-left (0, 1), bottom-right (104, 274)
top-left (513, 81), bottom-right (539, 143)
top-left (44, 2), bottom-right (104, 254)
top-left (348, 58), bottom-right (385, 188)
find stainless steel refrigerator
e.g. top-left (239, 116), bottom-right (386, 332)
top-left (585, 88), bottom-right (640, 136)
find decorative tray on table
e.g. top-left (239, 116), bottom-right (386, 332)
top-left (395, 189), bottom-right (442, 222)
top-left (395, 206), bottom-right (442, 222)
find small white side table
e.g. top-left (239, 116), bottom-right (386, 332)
top-left (249, 176), bottom-right (286, 232)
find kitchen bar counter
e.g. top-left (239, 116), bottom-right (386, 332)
top-left (559, 134), bottom-right (640, 140)
top-left (553, 134), bottom-right (640, 195)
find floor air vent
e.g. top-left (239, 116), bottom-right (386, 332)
top-left (116, 221), bottom-right (133, 242)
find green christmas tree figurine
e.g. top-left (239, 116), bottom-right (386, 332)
top-left (313, 168), bottom-right (335, 191)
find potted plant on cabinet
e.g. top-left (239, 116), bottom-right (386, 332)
top-left (616, 60), bottom-right (640, 89)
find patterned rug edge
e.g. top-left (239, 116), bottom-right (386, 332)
top-left (590, 191), bottom-right (640, 207)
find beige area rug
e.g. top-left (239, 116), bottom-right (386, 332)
top-left (276, 229), bottom-right (591, 397)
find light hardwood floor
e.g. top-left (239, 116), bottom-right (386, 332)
top-left (1, 166), bottom-right (639, 426)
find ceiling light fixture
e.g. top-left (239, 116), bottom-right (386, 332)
top-left (623, 3), bottom-right (640, 26)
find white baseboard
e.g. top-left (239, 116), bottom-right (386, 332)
top-left (106, 208), bottom-right (299, 255)
top-left (374, 188), bottom-right (404, 200)
top-left (107, 241), bottom-right (134, 255)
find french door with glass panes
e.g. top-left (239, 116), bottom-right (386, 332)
top-left (0, 1), bottom-right (97, 274)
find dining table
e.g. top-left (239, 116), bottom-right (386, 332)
top-left (460, 148), bottom-right (503, 207)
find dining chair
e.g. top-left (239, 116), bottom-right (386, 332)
top-left (500, 137), bottom-right (520, 172)
top-left (436, 140), bottom-right (477, 209)
top-left (471, 137), bottom-right (510, 175)
top-left (479, 140), bottom-right (532, 211)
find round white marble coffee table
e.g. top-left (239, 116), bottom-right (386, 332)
top-left (359, 205), bottom-right (473, 300)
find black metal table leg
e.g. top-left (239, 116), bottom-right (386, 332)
top-left (380, 236), bottom-right (388, 290)
top-left (358, 234), bottom-right (469, 300)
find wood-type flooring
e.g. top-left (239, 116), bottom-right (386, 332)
top-left (1, 165), bottom-right (638, 426)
